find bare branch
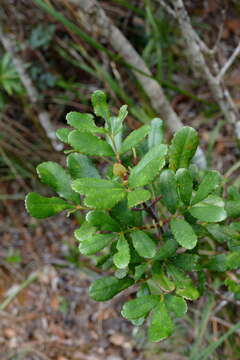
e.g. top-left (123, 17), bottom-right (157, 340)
top-left (218, 42), bottom-right (240, 81)
top-left (0, 27), bottom-right (62, 151)
top-left (156, 0), bottom-right (176, 18)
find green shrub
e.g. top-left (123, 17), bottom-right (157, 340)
top-left (25, 90), bottom-right (240, 342)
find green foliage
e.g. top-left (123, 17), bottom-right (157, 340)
top-left (25, 90), bottom-right (240, 342)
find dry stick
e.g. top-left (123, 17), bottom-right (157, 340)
top-left (66, 0), bottom-right (206, 168)
top-left (164, 0), bottom-right (240, 141)
top-left (0, 27), bottom-right (62, 151)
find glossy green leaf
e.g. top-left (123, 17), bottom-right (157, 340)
top-left (130, 230), bottom-right (157, 258)
top-left (127, 188), bottom-right (151, 208)
top-left (191, 170), bottom-right (221, 205)
top-left (74, 221), bottom-right (96, 242)
top-left (148, 302), bottom-right (173, 342)
top-left (189, 195), bottom-right (227, 222)
top-left (159, 169), bottom-right (179, 214)
top-left (121, 295), bottom-right (160, 320)
top-left (169, 126), bottom-right (199, 172)
top-left (170, 218), bottom-right (197, 250)
top-left (154, 237), bottom-right (178, 261)
top-left (165, 294), bottom-right (187, 317)
top-left (66, 111), bottom-right (106, 134)
top-left (79, 234), bottom-right (113, 255)
top-left (89, 276), bottom-right (134, 301)
top-left (227, 252), bottom-right (240, 270)
top-left (37, 161), bottom-right (79, 203)
top-left (72, 178), bottom-right (126, 209)
top-left (113, 235), bottom-right (130, 269)
top-left (25, 192), bottom-right (73, 219)
top-left (120, 125), bottom-right (150, 154)
top-left (56, 127), bottom-right (71, 143)
top-left (148, 118), bottom-right (164, 149)
top-left (68, 130), bottom-right (114, 157)
top-left (67, 153), bottom-right (100, 179)
top-left (128, 144), bottom-right (168, 188)
top-left (176, 168), bottom-right (193, 205)
top-left (86, 210), bottom-right (121, 231)
top-left (91, 90), bottom-right (110, 122)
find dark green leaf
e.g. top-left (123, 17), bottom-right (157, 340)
top-left (66, 111), bottom-right (106, 133)
top-left (86, 210), bottom-right (121, 231)
top-left (176, 168), bottom-right (193, 205)
top-left (25, 192), bottom-right (73, 219)
top-left (205, 254), bottom-right (227, 272)
top-left (134, 264), bottom-right (148, 281)
top-left (165, 294), bottom-right (187, 317)
top-left (113, 234), bottom-right (130, 269)
top-left (128, 144), bottom-right (168, 188)
top-left (189, 195), bottom-right (227, 222)
top-left (89, 276), bottom-right (134, 301)
top-left (37, 161), bottom-right (79, 203)
top-left (169, 126), bottom-right (199, 172)
top-left (79, 234), bottom-right (113, 255)
top-left (154, 237), bottom-right (178, 261)
top-left (226, 200), bottom-right (240, 218)
top-left (67, 153), bottom-right (100, 179)
top-left (72, 178), bottom-right (126, 209)
top-left (148, 302), bottom-right (173, 342)
top-left (148, 118), bottom-right (164, 148)
top-left (121, 295), bottom-right (160, 320)
top-left (130, 230), bottom-right (157, 258)
top-left (120, 125), bottom-right (150, 154)
top-left (127, 188), bottom-right (151, 208)
top-left (191, 170), bottom-right (221, 205)
top-left (172, 253), bottom-right (200, 271)
top-left (68, 130), bottom-right (114, 156)
top-left (170, 218), bottom-right (197, 250)
top-left (159, 169), bottom-right (179, 214)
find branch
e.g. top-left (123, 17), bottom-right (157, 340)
top-left (218, 42), bottom-right (240, 81)
top-left (0, 27), bottom-right (62, 151)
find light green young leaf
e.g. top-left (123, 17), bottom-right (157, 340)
top-left (74, 221), bottom-right (96, 242)
top-left (110, 104), bottom-right (128, 135)
top-left (79, 234), bottom-right (114, 255)
top-left (165, 294), bottom-right (187, 317)
top-left (127, 188), bottom-right (151, 208)
top-left (67, 153), bottom-right (100, 179)
top-left (169, 126), bottom-right (199, 172)
top-left (72, 178), bottom-right (126, 209)
top-left (91, 90), bottom-right (110, 122)
top-left (170, 218), bottom-right (197, 250)
top-left (148, 118), bottom-right (164, 149)
top-left (227, 252), bottom-right (240, 270)
top-left (176, 168), bottom-right (193, 205)
top-left (120, 125), bottom-right (150, 154)
top-left (66, 112), bottom-right (106, 133)
top-left (134, 263), bottom-right (148, 281)
top-left (148, 302), bottom-right (173, 342)
top-left (86, 210), bottom-right (121, 231)
top-left (130, 230), bottom-right (157, 258)
top-left (121, 295), bottom-right (160, 320)
top-left (68, 130), bottom-right (114, 157)
top-left (25, 192), bottom-right (74, 219)
top-left (89, 276), bottom-right (134, 301)
top-left (113, 234), bottom-right (130, 269)
top-left (56, 128), bottom-right (71, 143)
top-left (37, 161), bottom-right (79, 204)
top-left (191, 170), bottom-right (221, 205)
top-left (189, 195), bottom-right (227, 222)
top-left (149, 271), bottom-right (175, 293)
top-left (159, 169), bottom-right (179, 214)
top-left (128, 144), bottom-right (168, 188)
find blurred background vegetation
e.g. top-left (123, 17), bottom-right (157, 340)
top-left (0, 1), bottom-right (240, 359)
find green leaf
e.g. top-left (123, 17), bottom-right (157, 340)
top-left (226, 200), bottom-right (240, 218)
top-left (154, 237), bottom-right (178, 261)
top-left (89, 276), bottom-right (134, 301)
top-left (25, 192), bottom-right (73, 219)
top-left (120, 125), bottom-right (150, 154)
top-left (176, 168), bottom-right (193, 205)
top-left (148, 302), bottom-right (173, 342)
top-left (130, 230), bottom-right (157, 258)
top-left (167, 264), bottom-right (199, 300)
top-left (121, 295), bottom-right (160, 320)
top-left (134, 264), bottom-right (148, 281)
top-left (150, 270), bottom-right (175, 293)
top-left (36, 161), bottom-right (79, 203)
top-left (86, 210), bottom-right (121, 231)
top-left (110, 104), bottom-right (128, 135)
top-left (227, 252), bottom-right (240, 270)
top-left (66, 112), bottom-right (106, 133)
top-left (165, 294), bottom-right (187, 317)
top-left (172, 254), bottom-right (200, 271)
top-left (127, 188), bottom-right (151, 208)
top-left (91, 90), bottom-right (110, 122)
top-left (79, 234), bottom-right (113, 255)
top-left (189, 195), bottom-right (227, 222)
top-left (170, 218), bottom-right (197, 250)
top-left (74, 221), bottom-right (96, 242)
top-left (72, 178), bottom-right (126, 209)
top-left (128, 144), bottom-right (168, 188)
top-left (148, 118), bottom-right (164, 149)
top-left (159, 169), bottom-right (179, 214)
top-left (191, 170), bottom-right (221, 205)
top-left (68, 130), bottom-right (114, 156)
top-left (206, 254), bottom-right (227, 272)
top-left (67, 153), bottom-right (100, 179)
top-left (169, 126), bottom-right (199, 172)
top-left (56, 128), bottom-right (71, 143)
top-left (113, 235), bottom-right (130, 269)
